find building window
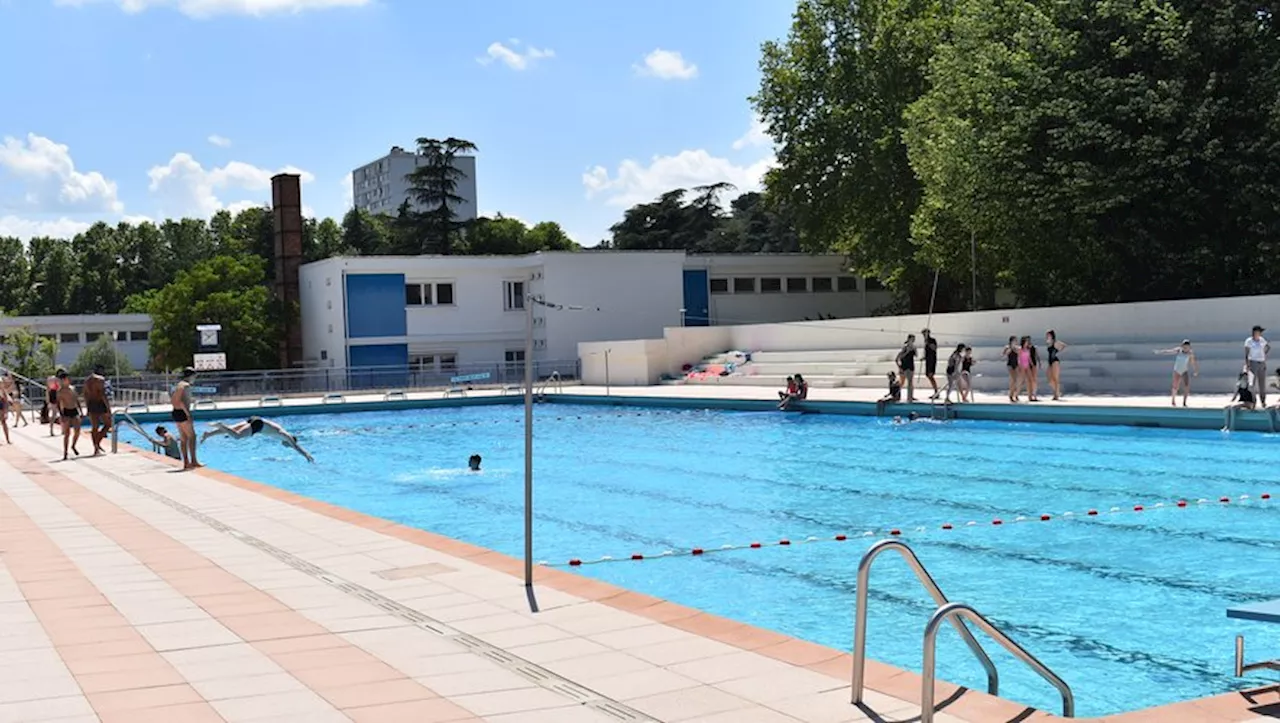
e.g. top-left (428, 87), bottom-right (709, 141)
top-left (504, 281), bottom-right (525, 310)
top-left (812, 277), bottom-right (834, 293)
top-left (405, 284), bottom-right (422, 305)
top-left (504, 349), bottom-right (526, 378)
top-left (130, 330), bottom-right (149, 342)
top-left (320, 350), bottom-right (328, 360)
top-left (760, 277), bottom-right (782, 293)
top-left (837, 276), bottom-right (858, 292)
top-left (85, 331), bottom-right (101, 342)
top-left (436, 283), bottom-right (454, 305)
top-left (733, 278), bottom-right (756, 293)
top-left (411, 354), bottom-right (436, 372)
top-left (786, 277), bottom-right (808, 293)
top-left (710, 278), bottom-right (730, 294)
top-left (59, 333), bottom-right (79, 344)
top-left (440, 354), bottom-right (457, 374)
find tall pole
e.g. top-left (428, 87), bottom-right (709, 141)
top-left (523, 288), bottom-right (535, 591)
top-left (970, 230), bottom-right (977, 312)
top-left (604, 349), bottom-right (611, 397)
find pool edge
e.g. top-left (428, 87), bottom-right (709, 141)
top-left (114, 443), bottom-right (1278, 722)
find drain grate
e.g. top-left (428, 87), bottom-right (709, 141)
top-left (90, 465), bottom-right (660, 722)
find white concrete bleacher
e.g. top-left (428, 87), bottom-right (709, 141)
top-left (677, 340), bottom-right (1261, 397)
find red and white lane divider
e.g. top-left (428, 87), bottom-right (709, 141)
top-left (544, 492), bottom-right (1272, 568)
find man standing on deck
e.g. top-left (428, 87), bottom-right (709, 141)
top-left (55, 371), bottom-right (82, 460)
top-left (84, 364), bottom-right (112, 456)
top-left (170, 366), bottom-right (200, 469)
top-left (1245, 326), bottom-right (1271, 407)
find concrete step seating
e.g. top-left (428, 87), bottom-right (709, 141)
top-left (681, 341), bottom-right (1270, 396)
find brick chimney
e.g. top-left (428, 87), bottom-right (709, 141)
top-left (271, 173), bottom-right (304, 368)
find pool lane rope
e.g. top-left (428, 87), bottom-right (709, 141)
top-left (544, 492), bottom-right (1272, 568)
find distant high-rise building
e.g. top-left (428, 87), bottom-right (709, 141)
top-left (351, 145), bottom-right (477, 221)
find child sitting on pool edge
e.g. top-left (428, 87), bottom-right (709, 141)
top-left (877, 371), bottom-right (902, 415)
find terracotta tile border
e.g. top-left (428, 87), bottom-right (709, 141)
top-left (0, 446), bottom-right (483, 723)
top-left (113, 442), bottom-right (1278, 723)
top-left (0, 488), bottom-right (225, 723)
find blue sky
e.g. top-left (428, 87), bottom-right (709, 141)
top-left (0, 0), bottom-right (789, 247)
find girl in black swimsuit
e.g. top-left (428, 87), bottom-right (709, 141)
top-left (961, 346), bottom-right (975, 402)
top-left (1045, 330), bottom-right (1067, 400)
top-left (1003, 336), bottom-right (1019, 402)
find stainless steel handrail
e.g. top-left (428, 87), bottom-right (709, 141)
top-left (851, 540), bottom-right (998, 704)
top-left (537, 371), bottom-right (562, 396)
top-left (923, 602), bottom-right (1074, 721)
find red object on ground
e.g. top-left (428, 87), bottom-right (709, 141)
top-left (1176, 500), bottom-right (1187, 507)
top-left (691, 548), bottom-right (704, 555)
top-left (569, 559), bottom-right (582, 566)
top-left (750, 542), bottom-right (762, 548)
top-left (941, 523), bottom-right (953, 530)
top-left (631, 554), bottom-right (643, 560)
top-left (1040, 514), bottom-right (1051, 521)
top-left (779, 539), bottom-right (791, 546)
top-left (1087, 509), bottom-right (1098, 516)
top-left (1133, 505), bottom-right (1144, 512)
top-left (889, 529), bottom-right (902, 536)
top-left (992, 519), bottom-right (1003, 525)
top-left (1220, 497), bottom-right (1231, 503)
top-left (834, 535), bottom-right (847, 541)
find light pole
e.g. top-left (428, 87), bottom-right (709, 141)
top-left (604, 348), bottom-right (611, 397)
top-left (523, 292), bottom-right (600, 606)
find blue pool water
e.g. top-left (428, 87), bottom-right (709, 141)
top-left (123, 405), bottom-right (1280, 716)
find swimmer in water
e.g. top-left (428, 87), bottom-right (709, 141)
top-left (201, 416), bottom-right (314, 462)
top-left (468, 454), bottom-right (482, 471)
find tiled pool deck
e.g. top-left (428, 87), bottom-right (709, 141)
top-left (0, 387), bottom-right (1277, 722)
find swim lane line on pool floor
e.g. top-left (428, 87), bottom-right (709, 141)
top-left (546, 492), bottom-right (1273, 568)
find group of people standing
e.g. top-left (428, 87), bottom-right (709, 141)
top-left (891, 329), bottom-right (982, 404)
top-left (1001, 331), bottom-right (1069, 403)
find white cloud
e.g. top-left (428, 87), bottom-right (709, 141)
top-left (0, 133), bottom-right (123, 213)
top-left (732, 114), bottom-right (771, 151)
top-left (0, 215), bottom-right (91, 241)
top-left (53, 0), bottom-right (372, 19)
top-left (582, 150), bottom-right (775, 208)
top-left (146, 152), bottom-right (314, 218)
top-left (477, 40), bottom-right (554, 71)
top-left (633, 49), bottom-right (697, 80)
top-left (207, 134), bottom-right (232, 148)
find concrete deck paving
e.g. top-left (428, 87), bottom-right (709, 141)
top-left (0, 386), bottom-right (1277, 722)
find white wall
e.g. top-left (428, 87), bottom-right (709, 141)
top-left (0, 314), bottom-right (152, 371)
top-left (299, 260), bottom-right (347, 367)
top-left (542, 252), bottom-right (685, 363)
top-left (581, 339), bottom-right (669, 385)
top-left (686, 254), bottom-right (894, 324)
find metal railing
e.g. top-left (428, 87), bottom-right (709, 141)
top-left (90, 359), bottom-right (581, 402)
top-left (851, 540), bottom-right (998, 703)
top-left (537, 371), bottom-right (563, 397)
top-left (923, 603), bottom-right (1074, 721)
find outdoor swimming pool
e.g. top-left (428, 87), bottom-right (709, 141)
top-left (123, 404), bottom-right (1280, 717)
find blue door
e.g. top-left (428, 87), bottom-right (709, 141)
top-left (682, 269), bottom-right (710, 326)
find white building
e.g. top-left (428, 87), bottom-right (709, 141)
top-left (298, 252), bottom-right (887, 382)
top-left (351, 145), bottom-right (478, 221)
top-left (0, 314), bottom-right (152, 372)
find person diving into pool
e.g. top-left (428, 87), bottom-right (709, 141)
top-left (201, 416), bottom-right (315, 463)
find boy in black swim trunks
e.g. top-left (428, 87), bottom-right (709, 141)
top-left (201, 416), bottom-right (314, 462)
top-left (170, 367), bottom-right (200, 469)
top-left (84, 364), bottom-right (112, 456)
top-left (55, 371), bottom-right (82, 460)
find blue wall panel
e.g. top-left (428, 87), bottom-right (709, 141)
top-left (347, 343), bottom-right (409, 389)
top-left (682, 269), bottom-right (710, 326)
top-left (345, 273), bottom-right (407, 338)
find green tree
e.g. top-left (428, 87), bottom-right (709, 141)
top-left (906, 0), bottom-right (1280, 306)
top-left (753, 0), bottom-right (960, 310)
top-left (118, 221), bottom-right (171, 295)
top-left (525, 221), bottom-right (577, 251)
top-left (306, 217), bottom-right (347, 262)
top-left (68, 222), bottom-right (127, 314)
top-left (0, 236), bottom-right (29, 313)
top-left (129, 255), bottom-right (279, 371)
top-left (466, 215), bottom-right (529, 255)
top-left (1, 326), bottom-right (58, 380)
top-left (25, 237), bottom-right (75, 315)
top-left (341, 208), bottom-right (391, 255)
top-left (68, 334), bottom-right (135, 377)
top-left (405, 137), bottom-right (478, 255)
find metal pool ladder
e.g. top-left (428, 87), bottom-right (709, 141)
top-left (851, 539), bottom-right (1074, 721)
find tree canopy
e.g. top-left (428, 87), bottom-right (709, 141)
top-left (603, 188), bottom-right (801, 253)
top-left (754, 0), bottom-right (1280, 311)
top-left (68, 335), bottom-right (135, 378)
